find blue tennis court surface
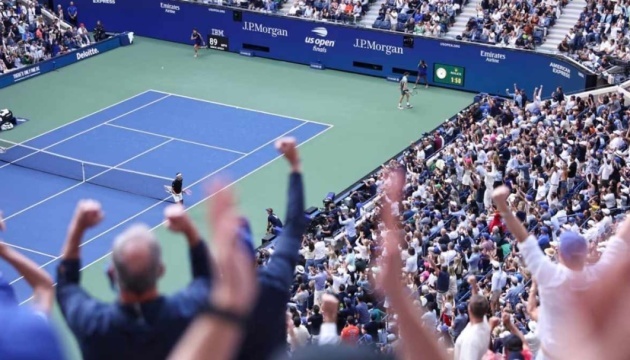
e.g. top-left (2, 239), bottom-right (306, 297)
top-left (0, 90), bottom-right (332, 303)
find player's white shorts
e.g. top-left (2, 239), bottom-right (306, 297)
top-left (172, 193), bottom-right (183, 202)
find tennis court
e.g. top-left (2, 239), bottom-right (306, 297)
top-left (0, 89), bottom-right (331, 303)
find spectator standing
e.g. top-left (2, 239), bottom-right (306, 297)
top-left (492, 186), bottom-right (629, 359)
top-left (236, 137), bottom-right (309, 360)
top-left (67, 2), bottom-right (78, 27)
top-left (167, 184), bottom-right (259, 360)
top-left (56, 201), bottom-right (211, 360)
top-left (454, 276), bottom-right (491, 360)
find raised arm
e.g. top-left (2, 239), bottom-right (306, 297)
top-left (0, 212), bottom-right (53, 313)
top-left (61, 200), bottom-right (103, 261)
top-left (493, 186), bottom-right (561, 286)
top-left (56, 200), bottom-right (106, 337)
top-left (492, 186), bottom-right (529, 243)
top-left (260, 138), bottom-right (308, 291)
top-left (164, 204), bottom-right (211, 281)
top-left (168, 183), bottom-right (258, 360)
top-left (379, 169), bottom-right (447, 360)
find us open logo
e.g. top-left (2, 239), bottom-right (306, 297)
top-left (305, 27), bottom-right (335, 53)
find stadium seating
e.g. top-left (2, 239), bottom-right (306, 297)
top-left (264, 85), bottom-right (630, 355)
top-left (0, 0), bottom-right (95, 75)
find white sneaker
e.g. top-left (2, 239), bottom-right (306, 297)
top-left (406, 104), bottom-right (413, 109)
top-left (398, 105), bottom-right (403, 110)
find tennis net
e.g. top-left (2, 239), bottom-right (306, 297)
top-left (0, 138), bottom-right (173, 201)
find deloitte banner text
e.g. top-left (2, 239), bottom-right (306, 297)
top-left (0, 36), bottom-right (123, 89)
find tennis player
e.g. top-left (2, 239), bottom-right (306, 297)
top-left (171, 173), bottom-right (184, 205)
top-left (191, 29), bottom-right (202, 58)
top-left (414, 60), bottom-right (428, 89)
top-left (398, 72), bottom-right (413, 110)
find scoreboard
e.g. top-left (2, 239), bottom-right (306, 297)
top-left (207, 32), bottom-right (229, 51)
top-left (433, 63), bottom-right (465, 87)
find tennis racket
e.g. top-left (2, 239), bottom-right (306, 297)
top-left (164, 185), bottom-right (193, 196)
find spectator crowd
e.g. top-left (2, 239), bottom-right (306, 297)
top-left (372, 0), bottom-right (464, 36)
top-left (0, 0), bottom-right (103, 75)
top-left (3, 83), bottom-right (630, 360)
top-left (459, 0), bottom-right (564, 48)
top-left (558, 0), bottom-right (630, 77)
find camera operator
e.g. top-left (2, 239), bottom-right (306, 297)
top-left (93, 20), bottom-right (107, 42)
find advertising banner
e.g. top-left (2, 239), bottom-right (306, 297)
top-left (52, 0), bottom-right (593, 94)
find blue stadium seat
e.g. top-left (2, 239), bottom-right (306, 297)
top-left (533, 29), bottom-right (544, 45)
top-left (372, 19), bottom-right (383, 28)
top-left (396, 22), bottom-right (406, 32)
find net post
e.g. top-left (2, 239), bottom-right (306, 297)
top-left (82, 162), bottom-right (86, 182)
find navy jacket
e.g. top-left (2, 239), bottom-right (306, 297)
top-left (236, 172), bottom-right (307, 360)
top-left (56, 241), bottom-right (211, 360)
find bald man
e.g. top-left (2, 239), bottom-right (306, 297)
top-left (56, 202), bottom-right (212, 360)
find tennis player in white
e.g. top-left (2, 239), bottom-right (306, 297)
top-left (170, 173), bottom-right (184, 205)
top-left (398, 72), bottom-right (413, 110)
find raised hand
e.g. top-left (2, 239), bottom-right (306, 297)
top-left (164, 204), bottom-right (192, 234)
top-left (492, 185), bottom-right (511, 210)
top-left (275, 137), bottom-right (300, 171)
top-left (73, 199), bottom-right (104, 230)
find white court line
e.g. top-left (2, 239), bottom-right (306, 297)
top-left (3, 90), bottom-right (155, 146)
top-left (4, 139), bottom-right (174, 222)
top-left (104, 123), bottom-right (247, 155)
top-left (149, 89), bottom-right (334, 128)
top-left (4, 243), bottom-right (57, 259)
top-left (0, 95), bottom-right (172, 171)
top-left (17, 122), bottom-right (334, 304)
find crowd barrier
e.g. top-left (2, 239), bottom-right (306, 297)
top-left (53, 0), bottom-right (597, 95)
top-left (0, 33), bottom-right (133, 89)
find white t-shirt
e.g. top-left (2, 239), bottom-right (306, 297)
top-left (288, 325), bottom-right (311, 349)
top-left (517, 234), bottom-right (628, 358)
top-left (404, 254), bottom-right (418, 273)
top-left (313, 240), bottom-right (327, 260)
top-left (454, 320), bottom-right (491, 360)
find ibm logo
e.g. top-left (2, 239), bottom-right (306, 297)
top-left (211, 29), bottom-right (225, 37)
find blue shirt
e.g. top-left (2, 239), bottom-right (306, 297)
top-left (68, 5), bottom-right (77, 16)
top-left (0, 304), bottom-right (65, 360)
top-left (310, 272), bottom-right (327, 291)
top-left (56, 242), bottom-right (212, 360)
top-left (356, 302), bottom-right (370, 325)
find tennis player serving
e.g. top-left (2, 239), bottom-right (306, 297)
top-left (398, 72), bottom-right (413, 110)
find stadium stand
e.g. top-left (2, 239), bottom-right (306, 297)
top-left (3, 72), bottom-right (630, 358)
top-left (367, 0), bottom-right (464, 35)
top-left (0, 0), bottom-right (103, 75)
top-left (444, 0), bottom-right (567, 48)
top-left (251, 83), bottom-right (630, 357)
top-left (555, 0), bottom-right (630, 86)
